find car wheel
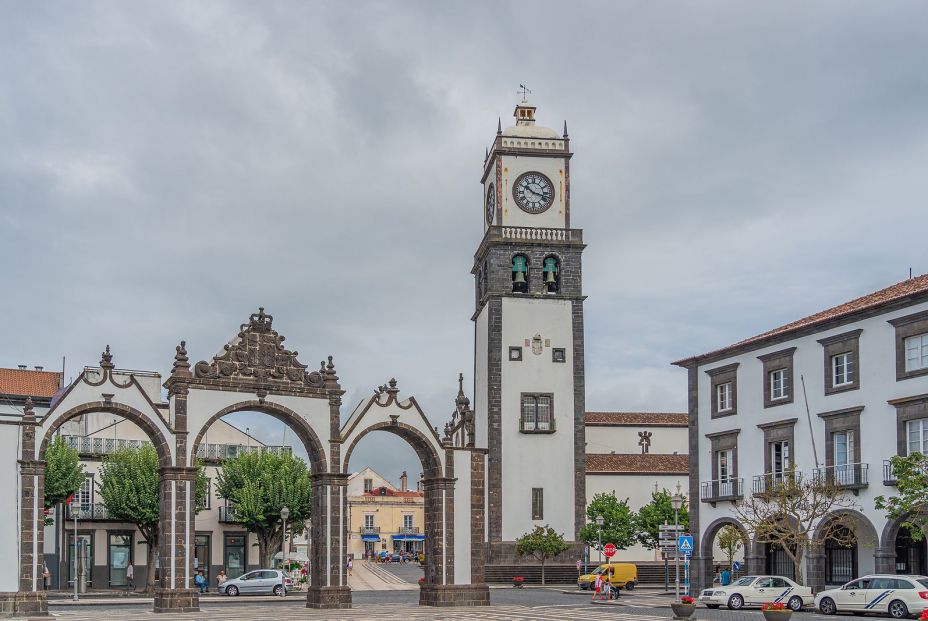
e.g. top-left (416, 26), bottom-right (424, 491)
top-left (625, 581), bottom-right (636, 591)
top-left (888, 600), bottom-right (910, 619)
top-left (818, 597), bottom-right (836, 615)
top-left (706, 605), bottom-right (720, 609)
top-left (579, 583), bottom-right (588, 590)
top-left (728, 593), bottom-right (744, 610)
top-left (788, 596), bottom-right (803, 611)
top-left (226, 585), bottom-right (239, 597)
top-left (272, 584), bottom-right (284, 596)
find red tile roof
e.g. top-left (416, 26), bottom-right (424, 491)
top-left (585, 412), bottom-right (688, 426)
top-left (586, 453), bottom-right (688, 474)
top-left (0, 368), bottom-right (62, 398)
top-left (674, 273), bottom-right (928, 365)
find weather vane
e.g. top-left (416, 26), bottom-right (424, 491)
top-left (518, 84), bottom-right (532, 102)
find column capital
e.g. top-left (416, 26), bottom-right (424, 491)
top-left (18, 459), bottom-right (46, 475)
top-left (312, 472), bottom-right (348, 487)
top-left (421, 476), bottom-right (456, 490)
top-left (159, 466), bottom-right (198, 481)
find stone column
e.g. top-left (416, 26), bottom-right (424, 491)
top-left (1, 401), bottom-right (49, 617)
top-left (806, 545), bottom-right (826, 593)
top-left (691, 553), bottom-right (711, 596)
top-left (874, 547), bottom-right (896, 574)
top-left (306, 473), bottom-right (351, 609)
top-left (153, 467), bottom-right (199, 613)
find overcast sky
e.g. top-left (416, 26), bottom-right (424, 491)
top-left (3, 1), bottom-right (928, 480)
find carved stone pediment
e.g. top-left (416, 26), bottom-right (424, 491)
top-left (193, 308), bottom-right (325, 390)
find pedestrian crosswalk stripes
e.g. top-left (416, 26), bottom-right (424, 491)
top-left (49, 602), bottom-right (671, 621)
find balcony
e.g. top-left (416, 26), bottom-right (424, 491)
top-left (519, 417), bottom-right (556, 434)
top-left (359, 527), bottom-right (381, 534)
top-left (66, 503), bottom-right (111, 521)
top-left (700, 478), bottom-right (743, 505)
top-left (219, 506), bottom-right (240, 523)
top-left (752, 470), bottom-right (803, 496)
top-left (884, 459), bottom-right (898, 485)
top-left (398, 526), bottom-right (420, 534)
top-left (62, 435), bottom-right (151, 456)
top-left (813, 463), bottom-right (869, 493)
top-left (196, 443), bottom-right (292, 462)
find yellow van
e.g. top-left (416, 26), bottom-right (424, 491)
top-left (577, 562), bottom-right (638, 591)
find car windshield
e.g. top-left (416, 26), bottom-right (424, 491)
top-left (731, 577), bottom-right (756, 586)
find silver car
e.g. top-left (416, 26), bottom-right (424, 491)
top-left (222, 569), bottom-right (292, 596)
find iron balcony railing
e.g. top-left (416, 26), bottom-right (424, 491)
top-left (62, 435), bottom-right (291, 462)
top-left (752, 470), bottom-right (803, 495)
top-left (62, 436), bottom-right (151, 455)
top-left (519, 417), bottom-right (556, 433)
top-left (359, 527), bottom-right (380, 534)
top-left (219, 506), bottom-right (240, 523)
top-left (399, 526), bottom-right (420, 534)
top-left (66, 503), bottom-right (110, 521)
top-left (884, 459), bottom-right (898, 484)
top-left (813, 463), bottom-right (869, 489)
top-left (699, 478), bottom-right (743, 503)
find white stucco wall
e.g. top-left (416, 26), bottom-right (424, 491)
top-left (452, 450), bottom-right (472, 584)
top-left (696, 299), bottom-right (928, 569)
top-left (474, 306), bottom-right (489, 453)
top-left (500, 296), bottom-right (575, 541)
top-left (586, 426), bottom-right (688, 455)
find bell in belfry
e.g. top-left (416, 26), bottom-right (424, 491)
top-left (543, 257), bottom-right (559, 291)
top-left (514, 270), bottom-right (526, 284)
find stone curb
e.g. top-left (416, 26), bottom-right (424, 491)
top-left (49, 595), bottom-right (300, 606)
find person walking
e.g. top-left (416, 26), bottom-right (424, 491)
top-left (347, 556), bottom-right (353, 577)
top-left (126, 563), bottom-right (134, 589)
top-left (41, 562), bottom-right (50, 590)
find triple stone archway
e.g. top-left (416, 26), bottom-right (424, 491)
top-left (9, 309), bottom-right (488, 616)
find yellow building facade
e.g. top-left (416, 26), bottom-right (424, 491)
top-left (346, 468), bottom-right (425, 559)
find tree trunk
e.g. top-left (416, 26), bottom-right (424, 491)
top-left (258, 527), bottom-right (283, 569)
top-left (541, 558), bottom-right (546, 585)
top-left (143, 531), bottom-right (158, 594)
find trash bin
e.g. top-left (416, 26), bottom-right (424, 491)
top-left (720, 569), bottom-right (731, 586)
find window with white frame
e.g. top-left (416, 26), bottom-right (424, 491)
top-left (770, 368), bottom-right (789, 400)
top-left (833, 430), bottom-right (856, 485)
top-left (363, 478), bottom-right (373, 493)
top-left (717, 382), bottom-right (733, 412)
top-left (905, 334), bottom-right (928, 372)
top-left (78, 474), bottom-right (93, 507)
top-left (832, 352), bottom-right (854, 386)
top-left (364, 514), bottom-right (375, 529)
top-left (403, 514), bottom-right (413, 529)
top-left (716, 449), bottom-right (733, 482)
top-left (770, 440), bottom-right (790, 479)
top-left (907, 419), bottom-right (928, 455)
top-left (520, 394), bottom-right (553, 432)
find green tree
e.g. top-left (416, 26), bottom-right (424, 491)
top-left (216, 450), bottom-right (312, 568)
top-left (635, 489), bottom-right (689, 550)
top-left (579, 493), bottom-right (637, 558)
top-left (98, 446), bottom-right (208, 592)
top-left (44, 436), bottom-right (85, 524)
top-left (515, 525), bottom-right (569, 585)
top-left (876, 452), bottom-right (928, 540)
top-left (717, 524), bottom-right (745, 570)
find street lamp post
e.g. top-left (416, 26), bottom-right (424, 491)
top-left (671, 487), bottom-right (684, 599)
top-left (595, 515), bottom-right (604, 564)
top-left (280, 506), bottom-right (290, 596)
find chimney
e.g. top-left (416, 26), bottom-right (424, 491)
top-left (34, 366), bottom-right (43, 371)
top-left (17, 365), bottom-right (26, 370)
top-left (399, 471), bottom-right (408, 492)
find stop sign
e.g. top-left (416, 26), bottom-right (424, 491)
top-left (603, 543), bottom-right (617, 558)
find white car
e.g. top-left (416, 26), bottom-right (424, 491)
top-left (816, 575), bottom-right (928, 619)
top-left (699, 575), bottom-right (813, 611)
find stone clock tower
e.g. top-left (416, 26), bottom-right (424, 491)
top-left (473, 100), bottom-right (586, 555)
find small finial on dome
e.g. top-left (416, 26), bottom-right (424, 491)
top-left (497, 117), bottom-right (502, 135)
top-left (563, 120), bottom-right (568, 138)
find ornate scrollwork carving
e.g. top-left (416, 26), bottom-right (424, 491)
top-left (193, 307), bottom-right (324, 390)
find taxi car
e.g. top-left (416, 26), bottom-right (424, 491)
top-left (816, 575), bottom-right (928, 618)
top-left (699, 575), bottom-right (812, 611)
top-left (577, 563), bottom-right (637, 591)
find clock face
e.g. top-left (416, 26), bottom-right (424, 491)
top-left (513, 172), bottom-right (554, 214)
top-left (486, 183), bottom-right (496, 225)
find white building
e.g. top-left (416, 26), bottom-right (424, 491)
top-left (584, 411), bottom-right (688, 561)
top-left (675, 274), bottom-right (928, 593)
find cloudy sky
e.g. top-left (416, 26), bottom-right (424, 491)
top-left (3, 1), bottom-right (928, 481)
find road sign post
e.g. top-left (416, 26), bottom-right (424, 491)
top-left (677, 534), bottom-right (693, 599)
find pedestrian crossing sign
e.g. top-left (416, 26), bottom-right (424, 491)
top-left (678, 535), bottom-right (693, 552)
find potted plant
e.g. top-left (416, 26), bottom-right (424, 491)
top-left (512, 576), bottom-right (525, 588)
top-left (762, 601), bottom-right (792, 621)
top-left (417, 577), bottom-right (425, 587)
top-left (920, 610), bottom-right (928, 621)
top-left (671, 595), bottom-right (696, 619)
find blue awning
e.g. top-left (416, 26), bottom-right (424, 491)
top-left (392, 534), bottom-right (426, 541)
top-left (361, 534), bottom-right (381, 542)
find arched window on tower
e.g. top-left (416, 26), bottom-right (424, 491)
top-left (543, 256), bottom-right (560, 294)
top-left (512, 255), bottom-right (529, 293)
